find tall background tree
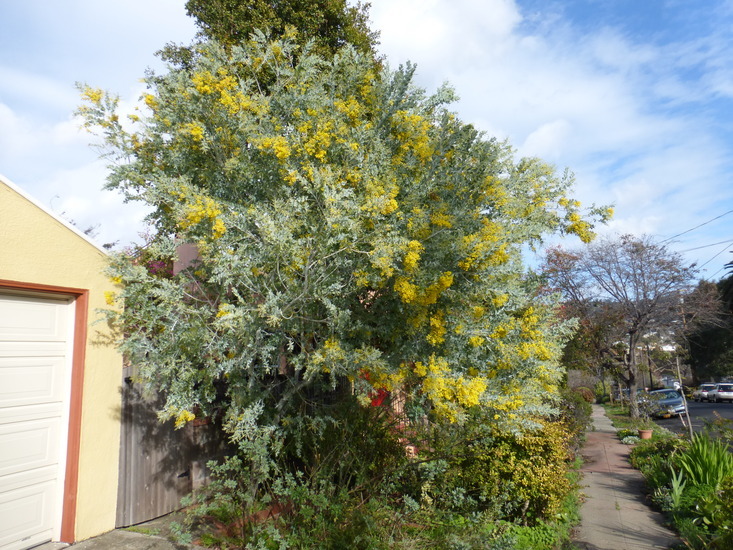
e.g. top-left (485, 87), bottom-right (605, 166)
top-left (186, 0), bottom-right (379, 58)
top-left (545, 234), bottom-right (716, 418)
top-left (688, 276), bottom-right (733, 381)
top-left (159, 0), bottom-right (380, 69)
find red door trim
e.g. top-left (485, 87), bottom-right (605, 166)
top-left (0, 279), bottom-right (88, 543)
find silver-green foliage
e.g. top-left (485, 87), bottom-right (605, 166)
top-left (80, 32), bottom-right (608, 439)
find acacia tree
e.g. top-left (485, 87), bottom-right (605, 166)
top-left (545, 234), bottom-right (708, 418)
top-left (81, 35), bottom-right (609, 502)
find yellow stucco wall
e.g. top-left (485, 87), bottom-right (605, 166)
top-left (0, 177), bottom-right (123, 541)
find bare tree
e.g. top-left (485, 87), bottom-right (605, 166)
top-left (545, 234), bottom-right (719, 418)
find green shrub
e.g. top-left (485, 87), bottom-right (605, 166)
top-left (676, 433), bottom-right (733, 490)
top-left (691, 477), bottom-right (733, 549)
top-left (558, 388), bottom-right (592, 452)
top-left (178, 398), bottom-right (584, 548)
top-left (593, 381), bottom-right (610, 403)
top-left (437, 420), bottom-right (573, 525)
top-left (573, 386), bottom-right (595, 403)
top-left (631, 431), bottom-right (733, 549)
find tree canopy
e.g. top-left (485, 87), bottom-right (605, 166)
top-left (688, 276), bottom-right (733, 381)
top-left (81, 33), bottom-right (608, 434)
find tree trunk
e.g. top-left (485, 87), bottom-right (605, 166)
top-left (627, 332), bottom-right (640, 419)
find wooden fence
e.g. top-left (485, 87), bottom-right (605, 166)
top-left (116, 365), bottom-right (229, 527)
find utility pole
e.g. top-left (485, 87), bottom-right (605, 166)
top-left (676, 355), bottom-right (694, 439)
top-left (677, 296), bottom-right (694, 439)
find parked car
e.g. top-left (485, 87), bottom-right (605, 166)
top-left (643, 389), bottom-right (687, 417)
top-left (693, 383), bottom-right (718, 402)
top-left (710, 383), bottom-right (733, 403)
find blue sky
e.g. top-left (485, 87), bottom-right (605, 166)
top-left (2, 0), bottom-right (732, 280)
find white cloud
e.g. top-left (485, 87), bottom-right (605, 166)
top-left (40, 160), bottom-right (153, 249)
top-left (521, 119), bottom-right (572, 159)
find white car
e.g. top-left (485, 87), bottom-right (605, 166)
top-left (693, 383), bottom-right (718, 402)
top-left (710, 383), bottom-right (733, 403)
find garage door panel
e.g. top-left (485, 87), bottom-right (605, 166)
top-left (0, 465), bottom-right (57, 495)
top-left (0, 403), bottom-right (62, 425)
top-left (0, 342), bottom-right (67, 357)
top-left (0, 419), bottom-right (61, 479)
top-left (0, 480), bottom-right (54, 550)
top-left (0, 294), bottom-right (69, 342)
top-left (0, 292), bottom-right (72, 549)
top-left (0, 355), bottom-right (66, 408)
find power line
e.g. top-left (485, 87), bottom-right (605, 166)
top-left (679, 239), bottom-right (733, 253)
top-left (660, 209), bottom-right (733, 243)
top-left (698, 240), bottom-right (733, 272)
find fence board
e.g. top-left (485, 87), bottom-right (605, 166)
top-left (116, 365), bottom-right (227, 527)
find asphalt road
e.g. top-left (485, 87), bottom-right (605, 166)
top-left (654, 400), bottom-right (733, 434)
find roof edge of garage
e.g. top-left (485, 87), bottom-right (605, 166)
top-left (0, 173), bottom-right (109, 255)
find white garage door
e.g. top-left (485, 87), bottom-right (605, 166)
top-left (0, 292), bottom-right (74, 550)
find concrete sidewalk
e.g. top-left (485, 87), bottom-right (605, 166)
top-left (573, 404), bottom-right (680, 550)
top-left (36, 512), bottom-right (198, 550)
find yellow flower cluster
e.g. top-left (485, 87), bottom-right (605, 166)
top-left (519, 307), bottom-right (541, 339)
top-left (192, 69), bottom-right (236, 95)
top-left (191, 68), bottom-right (267, 116)
top-left (424, 272), bottom-right (454, 304)
top-left (394, 271), bottom-right (453, 306)
top-left (413, 355), bottom-right (488, 422)
top-left (81, 86), bottom-right (103, 104)
top-left (216, 302), bottom-right (231, 318)
top-left (363, 179), bottom-right (399, 215)
top-left (257, 135), bottom-right (291, 160)
top-left (219, 89), bottom-right (256, 115)
top-left (181, 122), bottom-right (205, 143)
top-left (481, 176), bottom-right (509, 207)
top-left (392, 110), bottom-right (434, 162)
top-left (334, 96), bottom-right (362, 125)
top-left (179, 195), bottom-right (226, 239)
top-left (302, 120), bottom-right (334, 161)
top-left (491, 390), bottom-right (525, 412)
top-left (430, 208), bottom-right (453, 228)
top-left (558, 199), bottom-right (599, 243)
top-left (143, 94), bottom-right (158, 110)
top-left (364, 363), bottom-right (406, 393)
top-left (174, 409), bottom-right (196, 429)
top-left (566, 219), bottom-right (595, 243)
top-left (517, 341), bottom-right (553, 361)
top-left (426, 311), bottom-right (446, 345)
top-left (310, 338), bottom-right (347, 374)
top-left (394, 277), bottom-right (417, 302)
top-left (468, 336), bottom-right (485, 347)
top-left (458, 220), bottom-right (507, 271)
top-left (403, 240), bottom-right (424, 272)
